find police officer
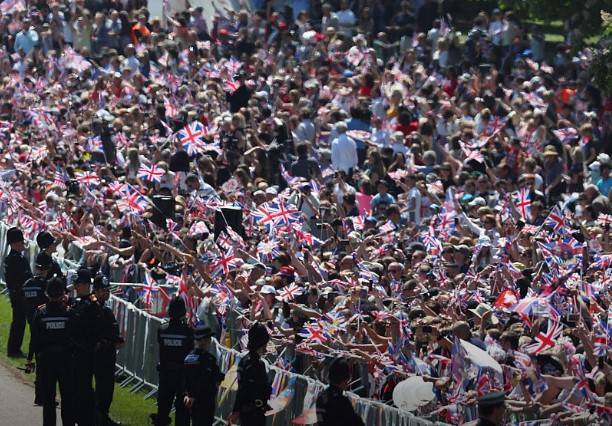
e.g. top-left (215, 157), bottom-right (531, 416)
top-left (67, 268), bottom-right (102, 426)
top-left (183, 326), bottom-right (223, 426)
top-left (151, 297), bottom-right (193, 426)
top-left (228, 322), bottom-right (272, 426)
top-left (93, 274), bottom-right (124, 426)
top-left (476, 391), bottom-right (506, 426)
top-left (23, 252), bottom-right (52, 405)
top-left (31, 277), bottom-right (73, 426)
top-left (315, 357), bottom-right (365, 426)
top-left (36, 231), bottom-right (65, 281)
top-left (4, 227), bottom-right (32, 357)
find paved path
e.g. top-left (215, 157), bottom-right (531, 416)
top-left (0, 362), bottom-right (44, 425)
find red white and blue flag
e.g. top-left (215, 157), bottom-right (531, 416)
top-left (177, 121), bottom-right (206, 156)
top-left (138, 163), bottom-right (166, 183)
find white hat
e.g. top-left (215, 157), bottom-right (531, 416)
top-left (261, 285), bottom-right (276, 295)
top-left (468, 197), bottom-right (487, 207)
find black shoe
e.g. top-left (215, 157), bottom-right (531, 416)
top-left (7, 350), bottom-right (26, 358)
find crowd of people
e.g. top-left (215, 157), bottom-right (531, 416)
top-left (0, 0), bottom-right (611, 425)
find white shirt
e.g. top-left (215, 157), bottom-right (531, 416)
top-left (407, 187), bottom-right (422, 225)
top-left (331, 133), bottom-right (358, 173)
top-left (295, 119), bottom-right (316, 143)
top-left (489, 20), bottom-right (503, 46)
top-left (371, 127), bottom-right (390, 147)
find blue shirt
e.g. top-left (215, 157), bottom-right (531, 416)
top-left (14, 29), bottom-right (39, 55)
top-left (371, 193), bottom-right (395, 209)
top-left (596, 177), bottom-right (612, 196)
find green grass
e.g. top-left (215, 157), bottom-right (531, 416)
top-left (0, 294), bottom-right (156, 425)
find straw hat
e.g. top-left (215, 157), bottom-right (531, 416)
top-left (543, 145), bottom-right (559, 157)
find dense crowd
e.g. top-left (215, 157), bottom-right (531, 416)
top-left (0, 0), bottom-right (611, 425)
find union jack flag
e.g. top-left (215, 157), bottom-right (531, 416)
top-left (209, 248), bottom-right (238, 277)
top-left (176, 121), bottom-right (206, 156)
top-left (378, 220), bottom-right (396, 235)
top-left (545, 206), bottom-right (569, 234)
top-left (224, 57), bottom-right (243, 74)
top-left (552, 127), bottom-right (578, 143)
top-left (139, 272), bottom-right (159, 307)
top-left (277, 283), bottom-right (303, 302)
top-left (137, 163), bottom-right (166, 183)
top-left (75, 171), bottom-right (101, 186)
top-left (514, 188), bottom-right (532, 221)
top-left (298, 323), bottom-right (328, 344)
top-left (525, 319), bottom-right (563, 355)
top-left (223, 78), bottom-right (240, 94)
top-left (257, 238), bottom-right (280, 263)
top-left (116, 189), bottom-right (148, 214)
top-left (87, 136), bottom-right (104, 153)
top-left (53, 168), bottom-right (69, 188)
top-left (250, 201), bottom-right (301, 231)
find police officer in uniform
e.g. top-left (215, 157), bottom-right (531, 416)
top-left (151, 297), bottom-right (193, 426)
top-left (31, 277), bottom-right (73, 426)
top-left (93, 274), bottom-right (124, 426)
top-left (476, 391), bottom-right (506, 426)
top-left (228, 322), bottom-right (272, 426)
top-left (36, 231), bottom-right (65, 281)
top-left (67, 268), bottom-right (102, 426)
top-left (183, 326), bottom-right (223, 426)
top-left (315, 357), bottom-right (365, 426)
top-left (5, 227), bottom-right (32, 357)
top-left (23, 252), bottom-right (52, 405)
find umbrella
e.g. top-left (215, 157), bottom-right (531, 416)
top-left (392, 376), bottom-right (435, 412)
top-left (460, 339), bottom-right (503, 375)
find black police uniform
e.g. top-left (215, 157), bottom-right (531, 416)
top-left (155, 319), bottom-right (194, 426)
top-left (183, 330), bottom-right (223, 426)
top-left (5, 246), bottom-right (33, 356)
top-left (31, 293), bottom-right (73, 425)
top-left (315, 384), bottom-right (365, 426)
top-left (233, 350), bottom-right (272, 426)
top-left (94, 279), bottom-right (123, 425)
top-left (23, 273), bottom-right (48, 404)
top-left (67, 292), bottom-right (103, 425)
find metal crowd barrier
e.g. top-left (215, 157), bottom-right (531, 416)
top-left (0, 222), bottom-right (447, 426)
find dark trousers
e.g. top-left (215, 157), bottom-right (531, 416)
top-left (7, 291), bottom-right (25, 355)
top-left (39, 350), bottom-right (73, 426)
top-left (26, 312), bottom-right (42, 403)
top-left (72, 350), bottom-right (95, 425)
top-left (157, 369), bottom-right (188, 426)
top-left (94, 348), bottom-right (116, 416)
top-left (190, 398), bottom-right (215, 426)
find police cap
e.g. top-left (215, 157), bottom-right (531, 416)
top-left (75, 268), bottom-right (92, 285)
top-left (477, 391), bottom-right (505, 408)
top-left (168, 297), bottom-right (187, 319)
top-left (7, 227), bottom-right (24, 245)
top-left (247, 322), bottom-right (270, 351)
top-left (93, 274), bottom-right (110, 290)
top-left (36, 231), bottom-right (56, 249)
top-left (46, 277), bottom-right (65, 298)
top-left (328, 357), bottom-right (350, 384)
top-left (35, 252), bottom-right (52, 269)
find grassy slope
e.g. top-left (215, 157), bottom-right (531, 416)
top-left (0, 295), bottom-right (156, 425)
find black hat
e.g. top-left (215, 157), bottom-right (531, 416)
top-left (168, 297), bottom-right (187, 319)
top-left (328, 357), bottom-right (351, 384)
top-left (7, 227), bottom-right (24, 245)
top-left (194, 326), bottom-right (214, 340)
top-left (46, 277), bottom-right (65, 298)
top-left (247, 322), bottom-right (270, 351)
top-left (36, 231), bottom-right (56, 249)
top-left (35, 252), bottom-right (52, 269)
top-left (93, 274), bottom-right (110, 290)
top-left (75, 268), bottom-right (92, 285)
top-left (477, 391), bottom-right (505, 408)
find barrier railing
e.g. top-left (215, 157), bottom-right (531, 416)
top-left (0, 223), bottom-right (447, 425)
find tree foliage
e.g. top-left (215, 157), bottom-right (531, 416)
top-left (589, 11), bottom-right (612, 97)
